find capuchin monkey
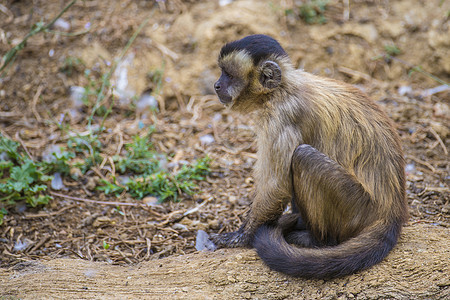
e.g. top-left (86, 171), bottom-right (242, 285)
top-left (210, 34), bottom-right (408, 279)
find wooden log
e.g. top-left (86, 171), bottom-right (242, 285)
top-left (1, 224), bottom-right (449, 299)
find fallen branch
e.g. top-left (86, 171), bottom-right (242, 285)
top-left (49, 191), bottom-right (140, 207)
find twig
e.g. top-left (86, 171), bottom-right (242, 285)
top-left (0, 0), bottom-right (77, 74)
top-left (145, 238), bottom-right (152, 260)
top-left (153, 42), bottom-right (179, 61)
top-left (15, 132), bottom-right (34, 162)
top-left (49, 191), bottom-right (140, 206)
top-left (183, 196), bottom-right (212, 216)
top-left (0, 4), bottom-right (14, 24)
top-left (0, 111), bottom-right (21, 119)
top-left (24, 204), bottom-right (78, 218)
top-left (45, 28), bottom-right (91, 37)
top-left (31, 85), bottom-right (44, 123)
top-left (406, 155), bottom-right (436, 173)
top-left (28, 235), bottom-right (50, 253)
top-left (428, 127), bottom-right (448, 155)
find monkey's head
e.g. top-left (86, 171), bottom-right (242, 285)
top-left (214, 34), bottom-right (289, 112)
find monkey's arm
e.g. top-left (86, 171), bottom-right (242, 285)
top-left (210, 182), bottom-right (290, 248)
top-left (211, 131), bottom-right (296, 248)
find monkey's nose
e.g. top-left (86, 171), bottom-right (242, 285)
top-left (214, 82), bottom-right (221, 91)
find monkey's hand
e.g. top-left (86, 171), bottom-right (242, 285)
top-left (209, 229), bottom-right (253, 248)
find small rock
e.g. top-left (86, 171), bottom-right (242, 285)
top-left (93, 216), bottom-right (112, 228)
top-left (0, 152), bottom-right (9, 160)
top-left (84, 269), bottom-right (97, 278)
top-left (405, 163), bottom-right (415, 173)
top-left (433, 102), bottom-right (449, 118)
top-left (85, 176), bottom-right (99, 190)
top-left (219, 0), bottom-right (234, 6)
top-left (228, 195), bottom-right (237, 205)
top-left (70, 167), bottom-right (83, 180)
top-left (199, 134), bottom-right (215, 145)
top-left (136, 93), bottom-right (158, 110)
top-left (142, 196), bottom-right (159, 206)
top-left (14, 238), bottom-right (33, 252)
top-left (69, 86), bottom-right (85, 108)
top-left (54, 18), bottom-right (71, 31)
top-left (173, 223), bottom-right (188, 231)
top-left (195, 230), bottom-right (217, 251)
top-left (398, 85), bottom-right (412, 96)
top-left (51, 172), bottom-right (65, 190)
top-left (42, 145), bottom-right (61, 163)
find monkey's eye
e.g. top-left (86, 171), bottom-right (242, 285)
top-left (224, 71), bottom-right (233, 80)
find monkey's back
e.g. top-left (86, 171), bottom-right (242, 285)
top-left (285, 70), bottom-right (407, 224)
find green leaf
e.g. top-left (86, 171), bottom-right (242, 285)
top-left (0, 135), bottom-right (21, 161)
top-left (0, 160), bottom-right (14, 170)
top-left (0, 207), bottom-right (7, 225)
top-left (96, 179), bottom-right (125, 195)
top-left (103, 240), bottom-right (110, 250)
top-left (26, 194), bottom-right (51, 207)
top-left (28, 184), bottom-right (48, 193)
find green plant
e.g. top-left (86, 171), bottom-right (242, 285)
top-left (147, 63), bottom-right (165, 97)
top-left (124, 156), bottom-right (211, 202)
top-left (0, 137), bottom-right (51, 223)
top-left (114, 127), bottom-right (160, 174)
top-left (67, 133), bottom-right (103, 174)
top-left (298, 0), bottom-right (328, 24)
top-left (384, 44), bottom-right (401, 57)
top-left (97, 128), bottom-right (211, 202)
top-left (103, 241), bottom-right (110, 250)
top-left (59, 56), bottom-right (85, 76)
top-left (0, 207), bottom-right (7, 225)
top-left (41, 150), bottom-right (75, 176)
top-left (0, 135), bottom-right (77, 223)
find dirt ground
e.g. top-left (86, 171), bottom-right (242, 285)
top-left (0, 0), bottom-right (449, 298)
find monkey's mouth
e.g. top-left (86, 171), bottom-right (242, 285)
top-left (216, 93), bottom-right (233, 106)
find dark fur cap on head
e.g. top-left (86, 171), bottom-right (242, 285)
top-left (219, 34), bottom-right (287, 65)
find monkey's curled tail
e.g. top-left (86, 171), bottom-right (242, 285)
top-left (253, 220), bottom-right (402, 279)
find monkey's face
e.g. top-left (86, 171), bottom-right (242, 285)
top-left (214, 69), bottom-right (246, 107)
top-left (215, 49), bottom-right (283, 112)
top-left (214, 51), bottom-right (252, 108)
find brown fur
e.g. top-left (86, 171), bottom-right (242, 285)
top-left (211, 35), bottom-right (408, 278)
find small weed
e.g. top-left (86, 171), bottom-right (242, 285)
top-left (298, 0), bottom-right (328, 24)
top-left (0, 135), bottom-right (74, 223)
top-left (59, 56), bottom-right (85, 76)
top-left (67, 133), bottom-right (103, 174)
top-left (97, 127), bottom-right (211, 202)
top-left (384, 44), bottom-right (401, 57)
top-left (147, 63), bottom-right (165, 96)
top-left (102, 241), bottom-right (110, 250)
top-left (114, 127), bottom-right (160, 174)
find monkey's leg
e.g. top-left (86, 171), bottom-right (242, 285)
top-left (291, 144), bottom-right (373, 244)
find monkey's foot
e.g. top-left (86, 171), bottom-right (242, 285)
top-left (209, 231), bottom-right (253, 248)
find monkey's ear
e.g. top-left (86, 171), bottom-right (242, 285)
top-left (259, 61), bottom-right (282, 90)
